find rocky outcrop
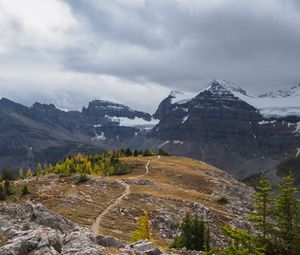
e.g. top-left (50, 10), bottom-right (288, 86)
top-left (118, 240), bottom-right (165, 255)
top-left (0, 202), bottom-right (170, 255)
top-left (0, 203), bottom-right (103, 255)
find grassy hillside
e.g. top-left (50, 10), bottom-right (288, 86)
top-left (1, 156), bottom-right (253, 248)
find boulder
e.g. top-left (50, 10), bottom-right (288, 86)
top-left (96, 235), bottom-right (126, 249)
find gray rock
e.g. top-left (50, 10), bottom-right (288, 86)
top-left (128, 240), bottom-right (165, 255)
top-left (0, 203), bottom-right (103, 255)
top-left (96, 235), bottom-right (126, 249)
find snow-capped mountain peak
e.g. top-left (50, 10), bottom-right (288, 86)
top-left (201, 79), bottom-right (249, 97)
top-left (162, 80), bottom-right (300, 118)
top-left (259, 83), bottom-right (300, 98)
top-left (169, 79), bottom-right (249, 105)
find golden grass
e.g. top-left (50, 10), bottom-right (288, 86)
top-left (4, 156), bottom-right (244, 247)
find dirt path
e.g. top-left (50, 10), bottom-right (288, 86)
top-left (91, 160), bottom-right (151, 235)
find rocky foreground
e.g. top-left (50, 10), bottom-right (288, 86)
top-left (0, 202), bottom-right (165, 255)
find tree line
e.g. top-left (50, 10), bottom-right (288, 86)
top-left (0, 148), bottom-right (170, 200)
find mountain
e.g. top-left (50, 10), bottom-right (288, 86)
top-left (150, 80), bottom-right (300, 178)
top-left (0, 98), bottom-right (155, 172)
top-left (0, 80), bottom-right (300, 179)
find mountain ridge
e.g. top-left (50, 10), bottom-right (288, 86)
top-left (0, 79), bottom-right (300, 180)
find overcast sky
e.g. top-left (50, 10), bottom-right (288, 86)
top-left (0, 0), bottom-right (299, 113)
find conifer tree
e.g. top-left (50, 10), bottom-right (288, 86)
top-left (132, 211), bottom-right (152, 242)
top-left (273, 175), bottom-right (299, 255)
top-left (134, 149), bottom-right (139, 157)
top-left (36, 163), bottom-right (43, 177)
top-left (0, 184), bottom-right (6, 200)
top-left (205, 224), bottom-right (211, 253)
top-left (190, 214), bottom-right (205, 250)
top-left (18, 168), bottom-right (24, 179)
top-left (171, 213), bottom-right (209, 251)
top-left (125, 148), bottom-right (132, 157)
top-left (26, 168), bottom-right (33, 178)
top-left (220, 226), bottom-right (265, 255)
top-left (21, 184), bottom-right (30, 196)
top-left (4, 180), bottom-right (12, 195)
top-left (248, 178), bottom-right (274, 240)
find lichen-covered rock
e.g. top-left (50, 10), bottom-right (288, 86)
top-left (119, 240), bottom-right (165, 255)
top-left (96, 235), bottom-right (126, 249)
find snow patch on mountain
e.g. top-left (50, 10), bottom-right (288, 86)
top-left (182, 115), bottom-right (189, 124)
top-left (106, 115), bottom-right (159, 128)
top-left (294, 122), bottom-right (300, 133)
top-left (158, 140), bottom-right (170, 148)
top-left (260, 83), bottom-right (300, 98)
top-left (296, 147), bottom-right (300, 157)
top-left (173, 140), bottom-right (184, 145)
top-left (170, 90), bottom-right (198, 104)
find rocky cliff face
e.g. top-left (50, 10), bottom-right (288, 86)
top-left (82, 100), bottom-right (152, 121)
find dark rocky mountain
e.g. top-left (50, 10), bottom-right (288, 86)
top-left (0, 99), bottom-right (154, 172)
top-left (0, 80), bottom-right (299, 179)
top-left (149, 80), bottom-right (300, 178)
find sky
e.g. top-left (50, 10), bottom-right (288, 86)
top-left (0, 0), bottom-right (299, 113)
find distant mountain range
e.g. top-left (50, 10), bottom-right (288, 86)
top-left (1, 80), bottom-right (299, 179)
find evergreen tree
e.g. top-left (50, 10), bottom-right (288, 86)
top-left (134, 149), bottom-right (139, 157)
top-left (273, 175), bottom-right (299, 255)
top-left (143, 149), bottom-right (153, 157)
top-left (36, 163), bottom-right (43, 177)
top-left (132, 211), bottom-right (152, 242)
top-left (0, 184), bottom-right (6, 200)
top-left (21, 184), bottom-right (30, 196)
top-left (158, 148), bottom-right (170, 156)
top-left (171, 213), bottom-right (209, 251)
top-left (1, 168), bottom-right (14, 181)
top-left (26, 168), bottom-right (33, 178)
top-left (190, 214), bottom-right (205, 250)
top-left (219, 226), bottom-right (265, 255)
top-left (205, 224), bottom-right (211, 253)
top-left (4, 180), bottom-right (12, 196)
top-left (18, 168), bottom-right (24, 179)
top-left (248, 178), bottom-right (274, 239)
top-left (125, 148), bottom-right (132, 157)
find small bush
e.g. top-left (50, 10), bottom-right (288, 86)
top-left (21, 184), bottom-right (30, 196)
top-left (0, 184), bottom-right (6, 201)
top-left (76, 173), bottom-right (90, 184)
top-left (217, 196), bottom-right (229, 204)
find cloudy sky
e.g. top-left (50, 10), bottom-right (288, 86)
top-left (0, 0), bottom-right (299, 112)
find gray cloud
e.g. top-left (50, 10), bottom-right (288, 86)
top-left (62, 0), bottom-right (300, 93)
top-left (0, 0), bottom-right (299, 112)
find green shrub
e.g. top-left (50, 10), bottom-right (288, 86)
top-left (76, 173), bottom-right (89, 184)
top-left (21, 184), bottom-right (30, 196)
top-left (0, 184), bottom-right (6, 201)
top-left (217, 196), bottom-right (229, 204)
